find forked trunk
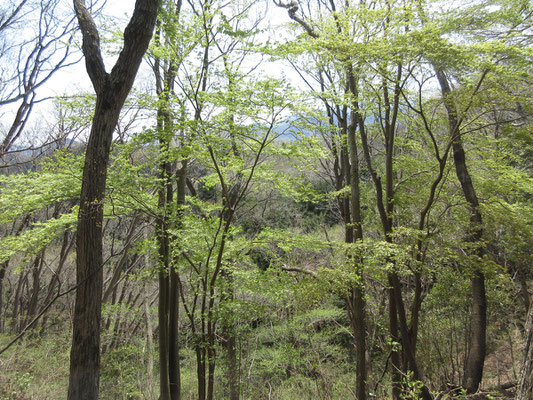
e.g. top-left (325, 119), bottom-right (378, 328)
top-left (68, 1), bottom-right (159, 398)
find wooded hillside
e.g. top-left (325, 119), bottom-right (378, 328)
top-left (1, 0), bottom-right (532, 399)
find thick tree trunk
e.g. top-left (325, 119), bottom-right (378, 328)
top-left (68, 1), bottom-right (159, 398)
top-left (68, 91), bottom-right (121, 399)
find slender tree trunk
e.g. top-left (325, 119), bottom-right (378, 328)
top-left (157, 138), bottom-right (173, 399)
top-left (224, 324), bottom-right (239, 400)
top-left (221, 270), bottom-right (239, 400)
top-left (41, 228), bottom-right (74, 333)
top-left (159, 270), bottom-right (170, 400)
top-left (221, 99), bottom-right (241, 400)
top-left (0, 215), bottom-right (32, 333)
top-left (464, 273), bottom-right (487, 392)
top-left (207, 344), bottom-right (216, 400)
top-left (346, 69), bottom-right (367, 400)
top-left (169, 162), bottom-right (187, 400)
top-left (0, 261), bottom-right (8, 333)
top-left (434, 67), bottom-right (486, 394)
top-left (517, 265), bottom-right (530, 315)
top-left (12, 266), bottom-right (27, 332)
top-left (26, 250), bottom-right (45, 330)
top-left (156, 103), bottom-right (178, 400)
top-left (389, 285), bottom-right (401, 400)
top-left (196, 345), bottom-right (207, 400)
top-left (143, 281), bottom-right (155, 400)
top-left (169, 265), bottom-right (180, 399)
top-left (516, 298), bottom-right (533, 400)
top-left (152, 3), bottom-right (183, 391)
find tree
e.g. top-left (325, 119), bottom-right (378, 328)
top-left (67, 0), bottom-right (160, 398)
top-left (0, 0), bottom-right (77, 158)
top-left (150, 1), bottom-right (184, 397)
top-left (274, 2), bottom-right (369, 397)
top-left (0, 0), bottom-right (78, 331)
top-left (517, 298), bottom-right (533, 400)
top-left (414, 0), bottom-right (533, 391)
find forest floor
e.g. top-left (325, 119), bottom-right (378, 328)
top-left (0, 327), bottom-right (526, 400)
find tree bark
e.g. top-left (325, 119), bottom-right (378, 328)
top-left (143, 280), bottom-right (155, 400)
top-left (434, 67), bottom-right (487, 394)
top-left (346, 66), bottom-right (367, 400)
top-left (151, 3), bottom-right (183, 394)
top-left (68, 1), bottom-right (159, 398)
top-left (169, 161), bottom-right (187, 400)
top-left (516, 298), bottom-right (533, 400)
top-left (158, 236), bottom-right (171, 400)
top-left (357, 60), bottom-right (432, 400)
top-left (0, 261), bottom-right (8, 333)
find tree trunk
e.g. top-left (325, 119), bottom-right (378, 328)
top-left (196, 345), bottom-right (207, 400)
top-left (159, 270), bottom-right (170, 400)
top-left (0, 261), bottom-right (8, 333)
top-left (25, 250), bottom-right (45, 330)
top-left (516, 298), bottom-right (533, 400)
top-left (68, 88), bottom-right (126, 399)
top-left (207, 344), bottom-right (216, 400)
top-left (389, 286), bottom-right (402, 400)
top-left (11, 265), bottom-right (27, 332)
top-left (224, 328), bottom-right (239, 400)
top-left (41, 228), bottom-right (74, 334)
top-left (68, 1), bottom-right (159, 398)
top-left (221, 271), bottom-right (239, 400)
top-left (143, 281), bottom-right (155, 400)
top-left (346, 69), bottom-right (367, 400)
top-left (168, 267), bottom-right (180, 399)
top-left (517, 265), bottom-right (530, 315)
top-left (169, 162), bottom-right (187, 400)
top-left (434, 67), bottom-right (487, 394)
top-left (0, 215), bottom-right (32, 333)
top-left (157, 137), bottom-right (173, 399)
